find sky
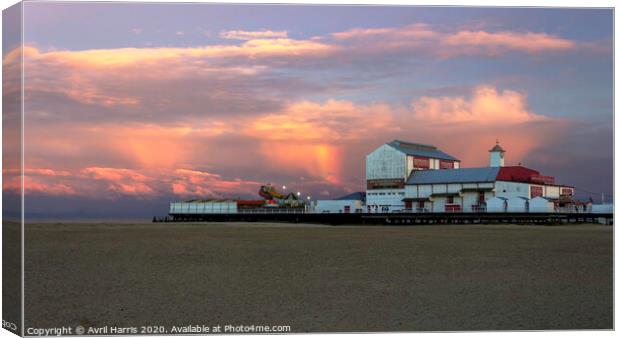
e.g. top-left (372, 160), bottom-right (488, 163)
top-left (2, 3), bottom-right (614, 219)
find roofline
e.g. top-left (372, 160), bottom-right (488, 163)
top-left (405, 155), bottom-right (462, 162)
top-left (496, 180), bottom-right (574, 188)
top-left (391, 139), bottom-right (437, 149)
top-left (386, 141), bottom-right (459, 161)
top-left (406, 179), bottom-right (574, 188)
top-left (406, 180), bottom-right (495, 185)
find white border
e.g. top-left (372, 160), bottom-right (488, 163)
top-left (0, 1), bottom-right (615, 338)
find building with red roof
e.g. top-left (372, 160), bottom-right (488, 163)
top-left (366, 140), bottom-right (575, 213)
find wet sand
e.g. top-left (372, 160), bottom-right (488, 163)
top-left (24, 222), bottom-right (612, 332)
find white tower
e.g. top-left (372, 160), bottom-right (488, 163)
top-left (489, 140), bottom-right (505, 167)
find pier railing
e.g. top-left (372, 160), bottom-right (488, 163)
top-left (157, 211), bottom-right (613, 225)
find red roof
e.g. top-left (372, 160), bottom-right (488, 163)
top-left (496, 166), bottom-right (555, 185)
top-left (237, 200), bottom-right (265, 206)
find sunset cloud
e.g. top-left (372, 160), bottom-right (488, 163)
top-left (411, 85), bottom-right (546, 124)
top-left (331, 24), bottom-right (577, 56)
top-left (220, 29), bottom-right (288, 40)
top-left (4, 168), bottom-right (71, 177)
top-left (16, 82), bottom-right (571, 200)
top-left (3, 168), bottom-right (77, 196)
top-left (79, 167), bottom-right (155, 196)
top-left (441, 30), bottom-right (576, 54)
top-left (245, 100), bottom-right (399, 185)
top-left (248, 99), bottom-right (397, 142)
top-left (22, 37), bottom-right (335, 69)
top-left (21, 179), bottom-right (78, 196)
top-left (81, 167), bottom-right (150, 182)
top-left (5, 166), bottom-right (266, 199)
top-left (332, 23), bottom-right (438, 40)
top-left (4, 5), bottom-right (610, 220)
top-left (171, 169), bottom-right (262, 198)
top-left (10, 19), bottom-right (609, 208)
top-left (256, 143), bottom-right (344, 186)
top-left (403, 86), bottom-right (568, 166)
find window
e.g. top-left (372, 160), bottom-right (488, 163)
top-left (478, 191), bottom-right (485, 203)
top-left (447, 196), bottom-right (454, 204)
top-left (418, 201), bottom-right (424, 209)
top-left (530, 186), bottom-right (543, 198)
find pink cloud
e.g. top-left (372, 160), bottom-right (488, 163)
top-left (21, 179), bottom-right (78, 196)
top-left (247, 99), bottom-right (398, 142)
top-left (80, 167), bottom-right (156, 196)
top-left (220, 29), bottom-right (288, 40)
top-left (244, 100), bottom-right (400, 186)
top-left (4, 168), bottom-right (72, 177)
top-left (441, 30), bottom-right (576, 55)
top-left (331, 24), bottom-right (577, 56)
top-left (16, 23), bottom-right (582, 199)
top-left (256, 143), bottom-right (344, 186)
top-left (16, 83), bottom-right (571, 199)
top-left (22, 37), bottom-right (335, 69)
top-left (6, 165), bottom-right (265, 199)
top-left (402, 86), bottom-right (569, 166)
top-left (411, 85), bottom-right (546, 125)
top-left (332, 23), bottom-right (438, 40)
top-left (3, 168), bottom-right (77, 196)
top-left (81, 167), bottom-right (150, 182)
top-left (170, 169), bottom-right (262, 198)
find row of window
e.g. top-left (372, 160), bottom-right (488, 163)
top-left (367, 192), bottom-right (405, 196)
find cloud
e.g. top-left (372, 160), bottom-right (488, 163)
top-left (247, 99), bottom-right (398, 142)
top-left (23, 38), bottom-right (334, 68)
top-left (5, 165), bottom-right (265, 199)
top-left (171, 169), bottom-right (261, 198)
top-left (262, 143), bottom-right (343, 186)
top-left (244, 99), bottom-right (400, 185)
top-left (81, 167), bottom-right (150, 182)
top-left (15, 82), bottom-right (573, 200)
top-left (331, 24), bottom-right (577, 57)
top-left (12, 19), bottom-right (600, 206)
top-left (220, 29), bottom-right (288, 40)
top-left (410, 85), bottom-right (546, 124)
top-left (4, 168), bottom-right (71, 177)
top-left (20, 43), bottom-right (323, 128)
top-left (441, 30), bottom-right (576, 54)
top-left (16, 22), bottom-right (586, 129)
top-left (332, 23), bottom-right (438, 40)
top-left (3, 168), bottom-right (78, 196)
top-left (403, 85), bottom-right (568, 166)
top-left (21, 179), bottom-right (78, 196)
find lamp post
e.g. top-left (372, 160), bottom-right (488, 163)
top-left (305, 195), bottom-right (312, 213)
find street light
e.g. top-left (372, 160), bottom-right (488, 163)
top-left (296, 191), bottom-right (301, 196)
top-left (282, 185), bottom-right (286, 190)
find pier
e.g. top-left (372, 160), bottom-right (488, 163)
top-left (155, 212), bottom-right (613, 225)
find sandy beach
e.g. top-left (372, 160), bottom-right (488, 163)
top-left (24, 222), bottom-right (612, 332)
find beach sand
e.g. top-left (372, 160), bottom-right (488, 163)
top-left (23, 222), bottom-right (612, 332)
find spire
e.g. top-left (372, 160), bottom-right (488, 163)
top-left (489, 140), bottom-right (505, 167)
top-left (489, 139), bottom-right (505, 153)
